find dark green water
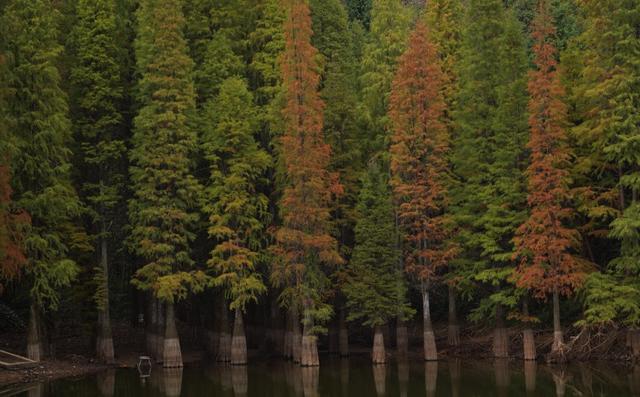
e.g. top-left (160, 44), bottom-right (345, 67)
top-left (4, 357), bottom-right (639, 396)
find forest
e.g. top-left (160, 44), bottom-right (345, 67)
top-left (0, 0), bottom-right (639, 372)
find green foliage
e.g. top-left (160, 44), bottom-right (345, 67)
top-left (343, 163), bottom-right (413, 327)
top-left (129, 0), bottom-right (202, 304)
top-left (345, 0), bottom-right (372, 27)
top-left (579, 272), bottom-right (640, 327)
top-left (2, 0), bottom-right (83, 310)
top-left (203, 77), bottom-right (270, 312)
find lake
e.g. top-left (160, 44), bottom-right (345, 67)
top-left (3, 357), bottom-right (639, 396)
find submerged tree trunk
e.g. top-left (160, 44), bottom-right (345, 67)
top-left (163, 303), bottom-right (183, 368)
top-left (396, 319), bottom-right (408, 358)
top-left (424, 361), bottom-right (438, 397)
top-left (217, 300), bottom-right (231, 362)
top-left (448, 286), bottom-right (460, 347)
top-left (27, 302), bottom-right (42, 362)
top-left (300, 310), bottom-right (319, 367)
top-left (372, 325), bottom-right (386, 364)
top-left (231, 309), bottom-right (247, 365)
top-left (493, 303), bottom-right (509, 358)
top-left (373, 363), bottom-right (386, 396)
top-left (96, 235), bottom-right (115, 363)
top-left (522, 298), bottom-right (536, 361)
top-left (422, 282), bottom-right (437, 361)
top-left (338, 306), bottom-right (349, 357)
top-left (550, 287), bottom-right (565, 361)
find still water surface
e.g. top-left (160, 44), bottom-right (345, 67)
top-left (5, 357), bottom-right (640, 396)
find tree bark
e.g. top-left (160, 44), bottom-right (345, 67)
top-left (96, 235), bottom-right (115, 363)
top-left (396, 319), bottom-right (408, 358)
top-left (629, 329), bottom-right (640, 359)
top-left (217, 299), bottom-right (231, 362)
top-left (156, 299), bottom-right (165, 361)
top-left (338, 306), bottom-right (349, 357)
top-left (493, 304), bottom-right (509, 358)
top-left (292, 308), bottom-right (302, 364)
top-left (422, 282), bottom-right (437, 361)
top-left (372, 325), bottom-right (386, 364)
top-left (27, 302), bottom-right (42, 362)
top-left (231, 309), bottom-right (248, 365)
top-left (163, 302), bottom-right (183, 368)
top-left (551, 287), bottom-right (564, 361)
top-left (373, 363), bottom-right (386, 396)
top-left (522, 298), bottom-right (536, 361)
top-left (448, 286), bottom-right (460, 347)
top-left (300, 311), bottom-right (319, 367)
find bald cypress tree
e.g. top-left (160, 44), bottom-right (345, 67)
top-left (2, 0), bottom-right (83, 361)
top-left (129, 0), bottom-right (204, 368)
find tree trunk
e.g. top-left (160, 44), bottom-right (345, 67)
top-left (217, 299), bottom-right (231, 362)
top-left (146, 295), bottom-right (157, 357)
top-left (163, 302), bottom-right (183, 368)
top-left (328, 317), bottom-right (338, 355)
top-left (292, 308), bottom-right (302, 364)
top-left (300, 312), bottom-right (319, 367)
top-left (424, 361), bottom-right (438, 397)
top-left (629, 329), bottom-right (640, 359)
top-left (422, 283), bottom-right (437, 361)
top-left (373, 363), bottom-right (386, 396)
top-left (27, 302), bottom-right (42, 362)
top-left (448, 286), bottom-right (460, 347)
top-left (396, 319), bottom-right (408, 358)
top-left (283, 309), bottom-right (293, 359)
top-left (96, 235), bottom-right (115, 363)
top-left (156, 299), bottom-right (165, 361)
top-left (493, 304), bottom-right (509, 358)
top-left (231, 309), bottom-right (247, 365)
top-left (550, 287), bottom-right (564, 361)
top-left (338, 306), bottom-right (349, 357)
top-left (522, 299), bottom-right (536, 361)
top-left (372, 325), bottom-right (386, 364)
top-left (524, 360), bottom-right (537, 395)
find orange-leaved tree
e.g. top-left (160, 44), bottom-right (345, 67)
top-left (389, 21), bottom-right (453, 362)
top-left (513, 0), bottom-right (586, 361)
top-left (272, 0), bottom-right (343, 367)
top-left (0, 160), bottom-right (28, 294)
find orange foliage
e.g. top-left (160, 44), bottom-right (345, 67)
top-left (273, 0), bottom-right (342, 289)
top-left (0, 161), bottom-right (29, 294)
top-left (513, 0), bottom-right (585, 299)
top-left (389, 22), bottom-right (453, 282)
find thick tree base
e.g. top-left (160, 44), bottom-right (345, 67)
top-left (163, 337), bottom-right (183, 368)
top-left (292, 332), bottom-right (302, 364)
top-left (548, 331), bottom-right (567, 363)
top-left (205, 330), bottom-right (219, 357)
top-left (339, 327), bottom-right (349, 357)
top-left (448, 325), bottom-right (460, 347)
top-left (300, 335), bottom-right (319, 367)
top-left (283, 330), bottom-right (293, 359)
top-left (396, 325), bottom-right (408, 358)
top-left (523, 328), bottom-right (536, 361)
top-left (26, 343), bottom-right (41, 363)
top-left (96, 336), bottom-right (115, 364)
top-left (493, 327), bottom-right (509, 358)
top-left (372, 328), bottom-right (386, 364)
top-left (217, 333), bottom-right (231, 362)
top-left (630, 329), bottom-right (640, 359)
top-left (424, 330), bottom-right (438, 361)
top-left (231, 334), bottom-right (247, 365)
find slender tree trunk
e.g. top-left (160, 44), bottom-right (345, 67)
top-left (231, 309), bottom-right (247, 365)
top-left (493, 303), bottom-right (509, 358)
top-left (163, 302), bottom-right (182, 368)
top-left (396, 319), bottom-right (408, 358)
top-left (372, 325), bottom-right (386, 364)
top-left (217, 299), bottom-right (231, 362)
top-left (422, 282), bottom-right (437, 361)
top-left (96, 234), bottom-right (115, 363)
top-left (300, 310), bottom-right (319, 367)
top-left (292, 307), bottom-right (302, 363)
top-left (27, 302), bottom-right (42, 362)
top-left (447, 286), bottom-right (460, 347)
top-left (522, 298), bottom-right (536, 361)
top-left (338, 306), bottom-right (349, 357)
top-left (373, 363), bottom-right (386, 396)
top-left (551, 286), bottom-right (564, 360)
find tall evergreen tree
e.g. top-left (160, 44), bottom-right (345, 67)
top-left (451, 0), bottom-right (529, 358)
top-left (343, 161), bottom-right (412, 364)
top-left (390, 21), bottom-right (453, 362)
top-left (272, 0), bottom-right (343, 367)
top-left (2, 0), bottom-right (83, 361)
top-left (203, 77), bottom-right (270, 365)
top-left (129, 0), bottom-right (205, 368)
top-left (68, 0), bottom-right (127, 364)
top-left (514, 0), bottom-right (585, 362)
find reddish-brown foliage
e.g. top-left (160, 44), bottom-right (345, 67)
top-left (389, 21), bottom-right (453, 283)
top-left (273, 0), bottom-right (342, 292)
top-left (0, 160), bottom-right (28, 294)
top-left (513, 0), bottom-right (585, 299)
